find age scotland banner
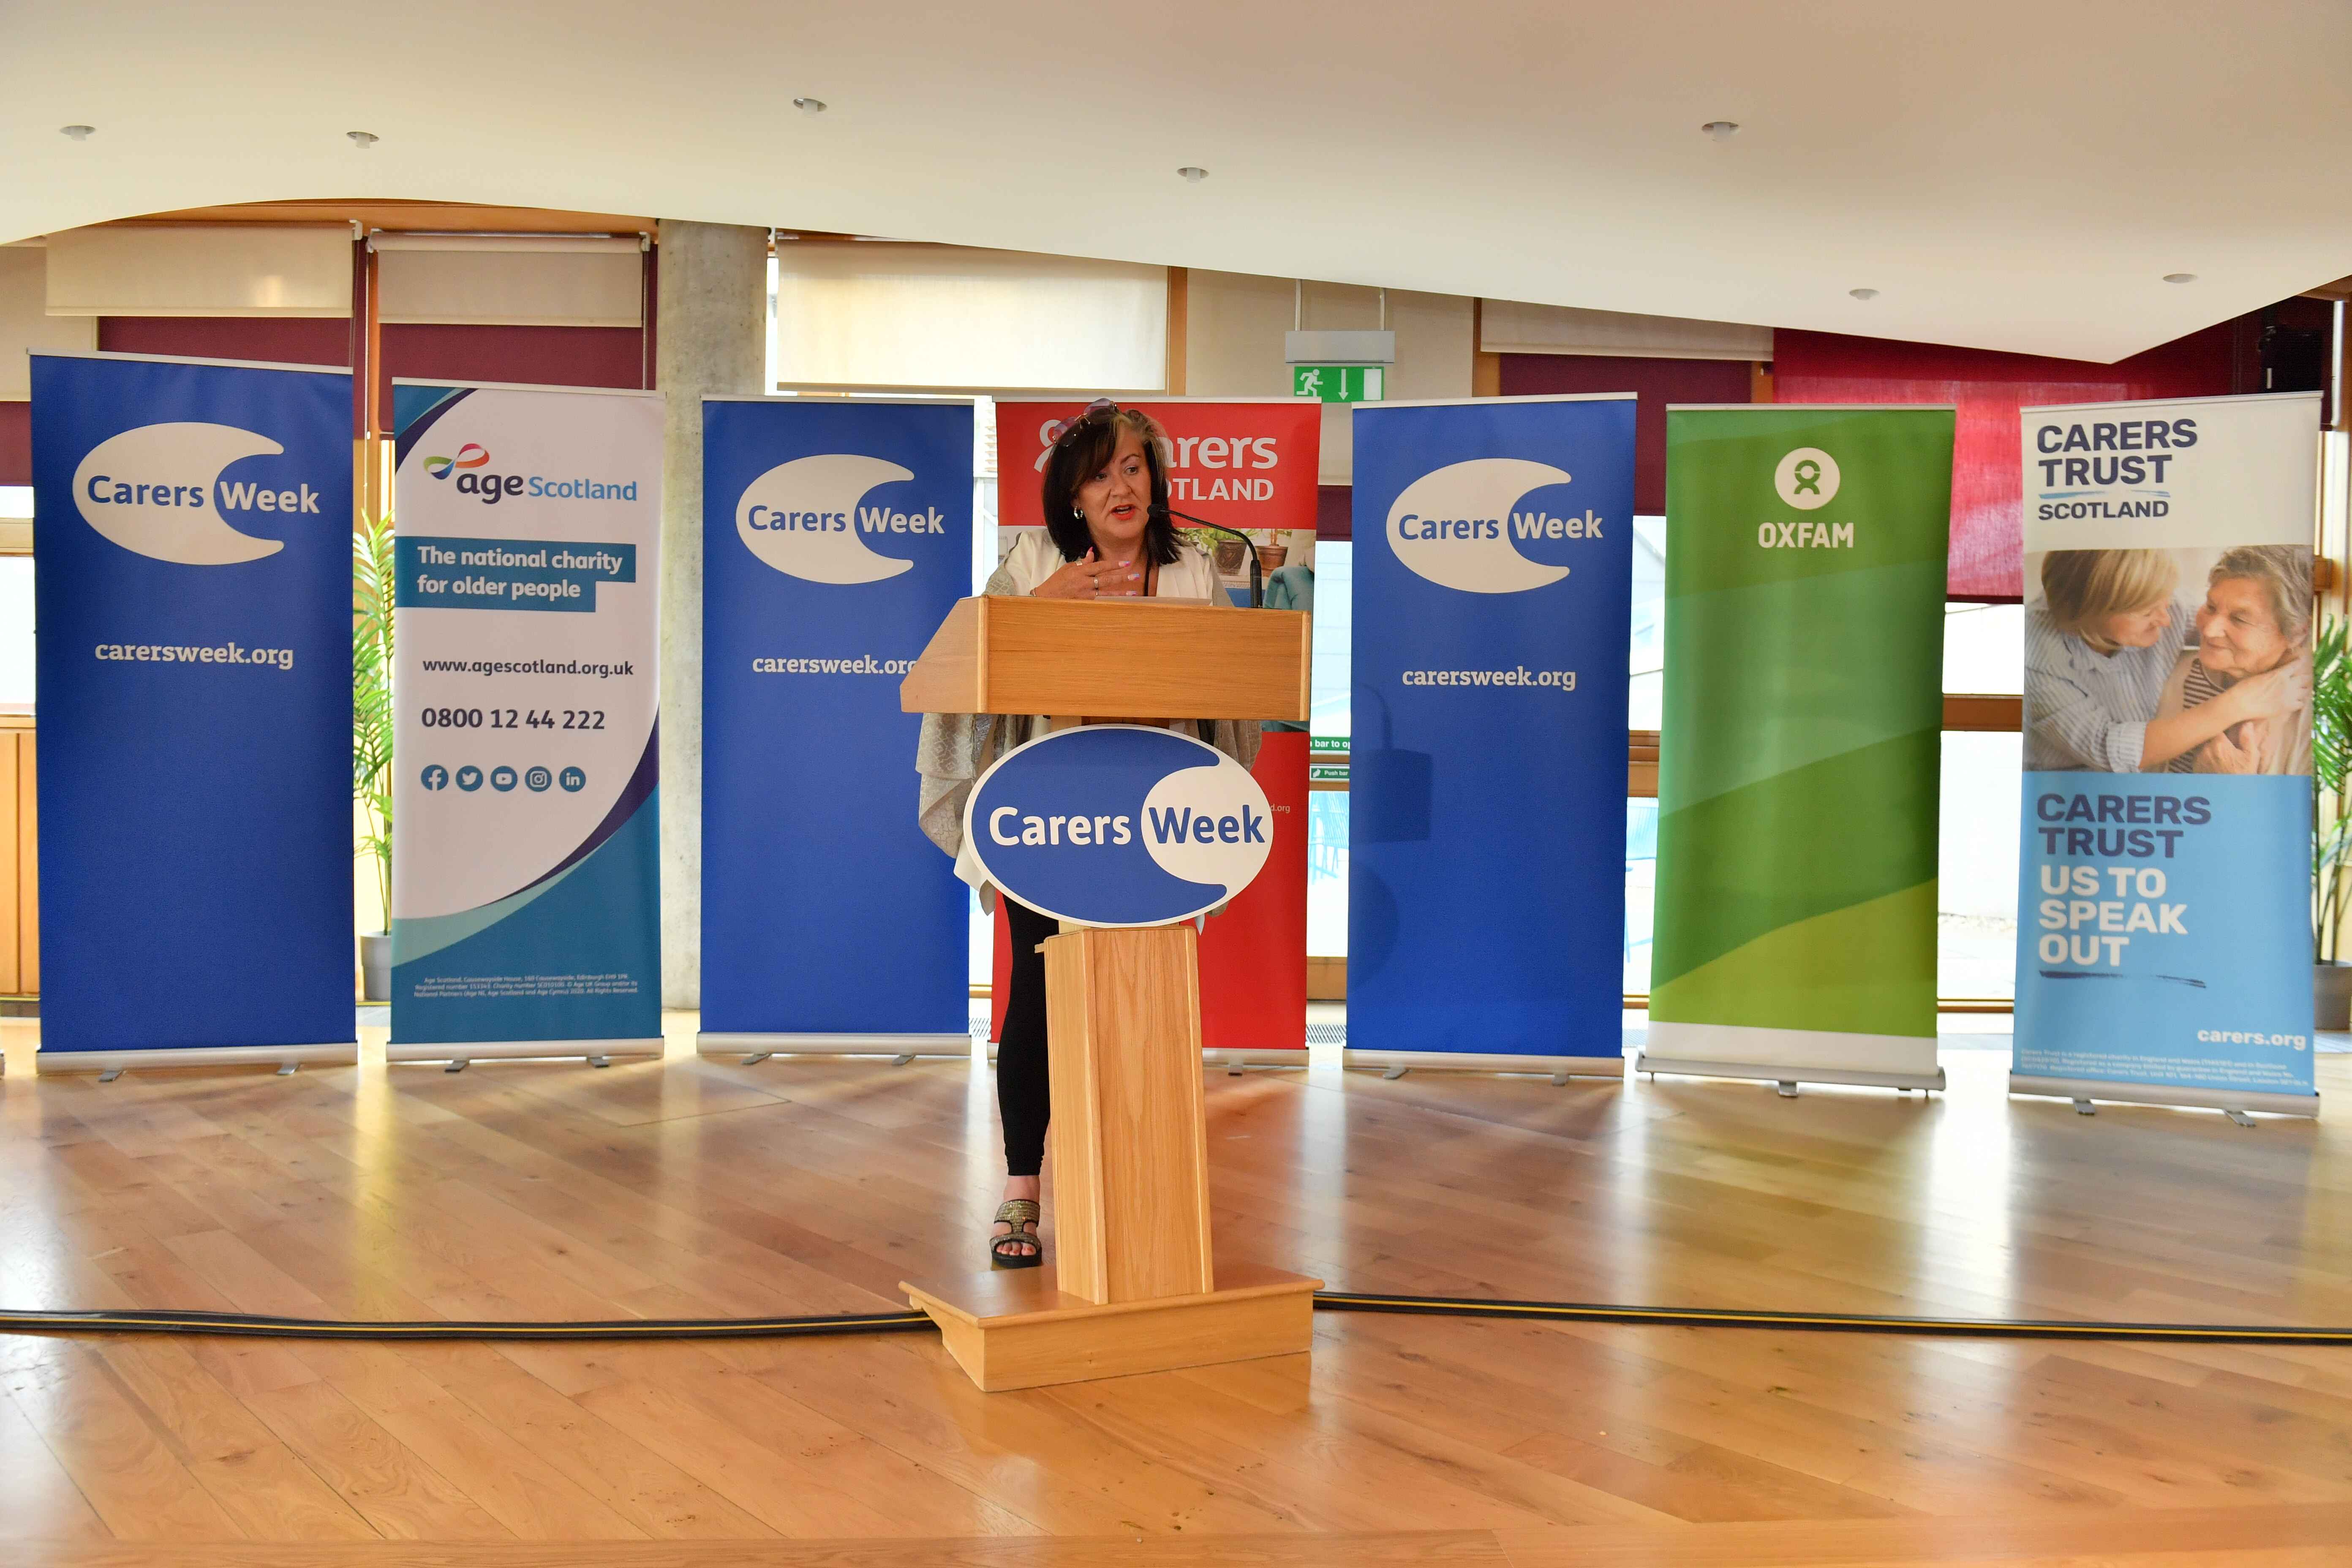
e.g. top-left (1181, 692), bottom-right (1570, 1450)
top-left (2012, 392), bottom-right (2322, 1113)
top-left (388, 382), bottom-right (664, 1060)
top-left (30, 351), bottom-right (355, 1068)
top-left (1347, 395), bottom-right (1635, 1069)
top-left (1648, 406), bottom-right (1952, 1091)
top-left (698, 397), bottom-right (970, 1051)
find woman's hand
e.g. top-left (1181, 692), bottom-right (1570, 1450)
top-left (2216, 661), bottom-right (2310, 726)
top-left (2201, 721), bottom-right (2263, 774)
top-left (1031, 548), bottom-right (1144, 600)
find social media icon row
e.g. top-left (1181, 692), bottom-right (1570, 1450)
top-left (418, 764), bottom-right (585, 793)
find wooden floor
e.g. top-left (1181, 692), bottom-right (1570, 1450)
top-left (3, 1016), bottom-right (2351, 1567)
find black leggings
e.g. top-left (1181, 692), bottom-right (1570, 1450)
top-left (998, 896), bottom-right (1059, 1177)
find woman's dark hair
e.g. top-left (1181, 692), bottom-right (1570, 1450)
top-left (1040, 402), bottom-right (1180, 565)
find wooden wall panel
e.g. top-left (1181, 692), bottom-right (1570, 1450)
top-left (0, 724), bottom-right (35, 994)
top-left (18, 730), bottom-right (35, 993)
top-left (0, 730), bottom-right (16, 993)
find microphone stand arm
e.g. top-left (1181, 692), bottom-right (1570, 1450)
top-left (1160, 508), bottom-right (1262, 609)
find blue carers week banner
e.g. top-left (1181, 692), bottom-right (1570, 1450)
top-left (1348, 395), bottom-right (1636, 1062)
top-left (389, 383), bottom-right (664, 1056)
top-left (2014, 392), bottom-right (2322, 1109)
top-left (699, 397), bottom-right (970, 1043)
top-left (30, 351), bottom-right (355, 1062)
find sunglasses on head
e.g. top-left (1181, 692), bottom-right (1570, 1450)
top-left (1053, 398), bottom-right (1122, 444)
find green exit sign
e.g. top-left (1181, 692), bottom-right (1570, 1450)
top-left (1292, 365), bottom-right (1384, 403)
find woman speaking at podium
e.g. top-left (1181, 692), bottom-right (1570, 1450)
top-left (916, 400), bottom-right (1260, 1267)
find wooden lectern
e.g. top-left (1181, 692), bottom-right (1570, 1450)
top-left (897, 595), bottom-right (1322, 1391)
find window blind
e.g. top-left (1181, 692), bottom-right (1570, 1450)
top-left (1480, 299), bottom-right (1769, 361)
top-left (774, 243), bottom-right (1165, 391)
top-left (45, 226), bottom-right (352, 318)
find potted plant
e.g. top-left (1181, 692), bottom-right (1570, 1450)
top-left (354, 512), bottom-right (395, 1002)
top-left (2314, 615), bottom-right (2352, 1029)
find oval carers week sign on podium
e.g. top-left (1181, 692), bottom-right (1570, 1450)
top-left (964, 725), bottom-right (1273, 926)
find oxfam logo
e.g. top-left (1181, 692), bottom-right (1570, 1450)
top-left (1773, 447), bottom-right (1840, 510)
top-left (424, 444), bottom-right (489, 481)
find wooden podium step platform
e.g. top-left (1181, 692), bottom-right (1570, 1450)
top-left (901, 1260), bottom-right (1321, 1392)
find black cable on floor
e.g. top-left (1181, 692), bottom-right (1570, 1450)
top-left (0, 1307), bottom-right (935, 1341)
top-left (1309, 1292), bottom-right (2352, 1345)
top-left (5, 1294), bottom-right (2350, 1346)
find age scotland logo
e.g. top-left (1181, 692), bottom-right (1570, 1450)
top-left (734, 453), bottom-right (948, 585)
top-left (965, 726), bottom-right (1274, 927)
top-left (419, 441), bottom-right (638, 506)
top-left (1386, 458), bottom-right (1601, 594)
top-left (72, 421), bottom-right (324, 565)
top-left (422, 444), bottom-right (489, 481)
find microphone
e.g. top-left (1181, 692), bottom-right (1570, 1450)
top-left (1152, 506), bottom-right (1262, 609)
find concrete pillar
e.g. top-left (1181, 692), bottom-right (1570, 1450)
top-left (655, 220), bottom-right (766, 1008)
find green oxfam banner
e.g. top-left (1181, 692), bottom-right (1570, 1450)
top-left (1647, 406), bottom-right (1953, 1090)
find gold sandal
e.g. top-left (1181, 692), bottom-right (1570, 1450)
top-left (989, 1199), bottom-right (1041, 1269)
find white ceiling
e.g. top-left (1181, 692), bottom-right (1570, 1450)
top-left (6, 1), bottom-right (2348, 363)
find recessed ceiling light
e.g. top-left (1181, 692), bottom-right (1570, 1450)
top-left (2164, 272), bottom-right (2197, 284)
top-left (347, 131), bottom-right (378, 149)
top-left (1177, 166), bottom-right (1209, 183)
top-left (1701, 121), bottom-right (1739, 141)
top-left (60, 125), bottom-right (94, 141)
top-left (793, 97), bottom-right (827, 114)
top-left (1849, 287), bottom-right (1879, 301)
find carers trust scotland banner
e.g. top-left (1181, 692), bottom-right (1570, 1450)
top-left (2012, 392), bottom-right (2322, 1113)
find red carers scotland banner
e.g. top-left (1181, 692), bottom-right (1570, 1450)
top-left (995, 399), bottom-right (1321, 533)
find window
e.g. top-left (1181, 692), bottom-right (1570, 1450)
top-left (1307, 792), bottom-right (1349, 956)
top-left (1945, 602), bottom-right (2024, 694)
top-left (1939, 602), bottom-right (2024, 999)
top-left (0, 556), bottom-right (29, 704)
top-left (1309, 542), bottom-right (1352, 738)
top-left (1939, 732), bottom-right (2022, 1000)
top-left (1629, 518), bottom-right (1666, 729)
top-left (1624, 800), bottom-right (1658, 993)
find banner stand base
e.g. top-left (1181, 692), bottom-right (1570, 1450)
top-left (36, 1043), bottom-right (359, 1076)
top-left (980, 1043), bottom-right (1312, 1070)
top-left (386, 1038), bottom-right (662, 1066)
top-left (2009, 1074), bottom-right (2319, 1120)
top-left (1206, 1049), bottom-right (1309, 1074)
top-left (1635, 1054), bottom-right (1946, 1094)
top-left (699, 1032), bottom-right (970, 1063)
top-left (1342, 1050), bottom-right (1625, 1081)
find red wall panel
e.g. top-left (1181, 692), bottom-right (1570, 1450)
top-left (0, 402), bottom-right (28, 486)
top-left (98, 316), bottom-right (352, 366)
top-left (1497, 354), bottom-right (1752, 516)
top-left (1774, 327), bottom-right (2234, 599)
top-left (1315, 484), bottom-right (1350, 541)
top-left (377, 323), bottom-right (646, 416)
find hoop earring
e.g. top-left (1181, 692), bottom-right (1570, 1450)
top-left (1072, 506), bottom-right (1083, 520)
